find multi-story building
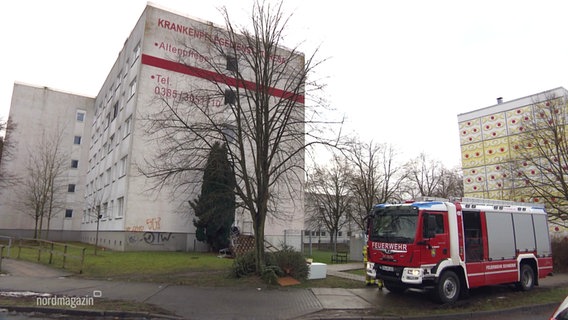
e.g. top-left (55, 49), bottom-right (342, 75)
top-left (458, 87), bottom-right (568, 239)
top-left (0, 4), bottom-right (305, 251)
top-left (458, 87), bottom-right (568, 201)
top-left (0, 84), bottom-right (94, 240)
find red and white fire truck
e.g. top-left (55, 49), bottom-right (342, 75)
top-left (366, 197), bottom-right (554, 303)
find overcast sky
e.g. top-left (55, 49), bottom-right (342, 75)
top-left (2, 0), bottom-right (568, 169)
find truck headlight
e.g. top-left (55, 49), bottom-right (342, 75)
top-left (402, 268), bottom-right (423, 283)
top-left (406, 269), bottom-right (421, 277)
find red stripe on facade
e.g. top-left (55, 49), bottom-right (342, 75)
top-left (141, 54), bottom-right (304, 104)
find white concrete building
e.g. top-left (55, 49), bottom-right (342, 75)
top-left (0, 83), bottom-right (94, 240)
top-left (0, 4), bottom-right (305, 251)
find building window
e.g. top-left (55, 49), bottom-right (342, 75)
top-left (117, 197), bottom-right (124, 217)
top-left (105, 168), bottom-right (111, 185)
top-left (76, 111), bottom-right (85, 122)
top-left (133, 41), bottom-right (141, 62)
top-left (71, 160), bottom-right (79, 168)
top-left (224, 89), bottom-right (236, 105)
top-left (129, 78), bottom-right (137, 98)
top-left (113, 102), bottom-right (119, 120)
top-left (102, 202), bottom-right (108, 219)
top-left (123, 116), bottom-right (132, 138)
top-left (226, 55), bottom-right (237, 71)
top-left (65, 209), bottom-right (73, 218)
top-left (119, 156), bottom-right (128, 177)
top-left (68, 184), bottom-right (76, 192)
top-left (73, 136), bottom-right (82, 145)
top-left (109, 134), bottom-right (115, 152)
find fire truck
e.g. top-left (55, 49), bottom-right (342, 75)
top-left (366, 197), bottom-right (554, 303)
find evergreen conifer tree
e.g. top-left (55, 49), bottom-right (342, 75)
top-left (190, 142), bottom-right (236, 251)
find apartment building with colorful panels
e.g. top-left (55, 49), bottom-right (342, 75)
top-left (458, 87), bottom-right (568, 201)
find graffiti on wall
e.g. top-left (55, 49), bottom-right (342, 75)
top-left (127, 232), bottom-right (174, 246)
top-left (125, 217), bottom-right (162, 232)
top-left (146, 217), bottom-right (161, 231)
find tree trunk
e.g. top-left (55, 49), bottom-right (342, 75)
top-left (45, 215), bottom-right (51, 240)
top-left (33, 214), bottom-right (39, 239)
top-left (38, 211), bottom-right (44, 239)
top-left (253, 211), bottom-right (266, 273)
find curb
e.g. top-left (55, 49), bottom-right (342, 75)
top-left (0, 305), bottom-right (183, 320)
top-left (296, 302), bottom-right (560, 319)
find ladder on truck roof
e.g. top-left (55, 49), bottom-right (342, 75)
top-left (459, 197), bottom-right (545, 210)
top-left (414, 196), bottom-right (545, 210)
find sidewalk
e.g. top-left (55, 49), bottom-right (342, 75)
top-left (0, 259), bottom-right (371, 319)
top-left (1, 258), bottom-right (567, 320)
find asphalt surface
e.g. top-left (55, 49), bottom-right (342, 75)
top-left (0, 258), bottom-right (567, 320)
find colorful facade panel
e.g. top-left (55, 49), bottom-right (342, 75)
top-left (459, 118), bottom-right (482, 145)
top-left (460, 141), bottom-right (485, 168)
top-left (480, 112), bottom-right (507, 140)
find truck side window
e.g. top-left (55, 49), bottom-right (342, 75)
top-left (433, 214), bottom-right (444, 234)
top-left (423, 213), bottom-right (445, 238)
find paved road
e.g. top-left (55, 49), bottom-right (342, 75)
top-left (0, 259), bottom-right (567, 319)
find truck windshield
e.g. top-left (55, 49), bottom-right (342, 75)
top-left (369, 206), bottom-right (418, 244)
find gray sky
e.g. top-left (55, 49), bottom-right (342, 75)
top-left (2, 0), bottom-right (568, 168)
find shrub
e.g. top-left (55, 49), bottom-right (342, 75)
top-left (231, 251), bottom-right (257, 278)
top-left (273, 246), bottom-right (309, 281)
top-left (260, 265), bottom-right (281, 285)
top-left (230, 251), bottom-right (280, 279)
top-left (230, 247), bottom-right (309, 283)
top-left (552, 237), bottom-right (568, 273)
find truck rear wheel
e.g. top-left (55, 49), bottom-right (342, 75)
top-left (516, 264), bottom-right (535, 291)
top-left (435, 270), bottom-right (460, 304)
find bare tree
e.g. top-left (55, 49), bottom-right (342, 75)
top-left (84, 187), bottom-right (108, 255)
top-left (404, 153), bottom-right (445, 197)
top-left (505, 92), bottom-right (568, 226)
top-left (344, 138), bottom-right (405, 230)
top-left (141, 1), bottom-right (336, 272)
top-left (0, 118), bottom-right (18, 190)
top-left (16, 129), bottom-right (68, 239)
top-left (306, 154), bottom-right (352, 252)
top-left (400, 153), bottom-right (464, 199)
top-left (435, 166), bottom-right (464, 198)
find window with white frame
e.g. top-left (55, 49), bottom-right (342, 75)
top-left (102, 202), bottom-right (108, 219)
top-left (129, 78), bottom-right (137, 98)
top-left (123, 116), bottom-right (132, 138)
top-left (119, 156), bottom-right (127, 177)
top-left (133, 41), bottom-right (141, 62)
top-left (117, 197), bottom-right (124, 218)
top-left (76, 111), bottom-right (86, 122)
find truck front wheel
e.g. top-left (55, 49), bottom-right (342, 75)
top-left (516, 264), bottom-right (535, 291)
top-left (435, 271), bottom-right (460, 304)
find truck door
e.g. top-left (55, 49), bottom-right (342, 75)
top-left (420, 212), bottom-right (450, 265)
top-left (463, 210), bottom-right (486, 287)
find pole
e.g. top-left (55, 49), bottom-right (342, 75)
top-left (95, 213), bottom-right (101, 255)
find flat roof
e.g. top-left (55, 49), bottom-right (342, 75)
top-left (457, 87), bottom-right (568, 122)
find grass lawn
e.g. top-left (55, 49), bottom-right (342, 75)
top-left (9, 243), bottom-right (364, 288)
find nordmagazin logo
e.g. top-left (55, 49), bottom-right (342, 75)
top-left (36, 291), bottom-right (100, 309)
